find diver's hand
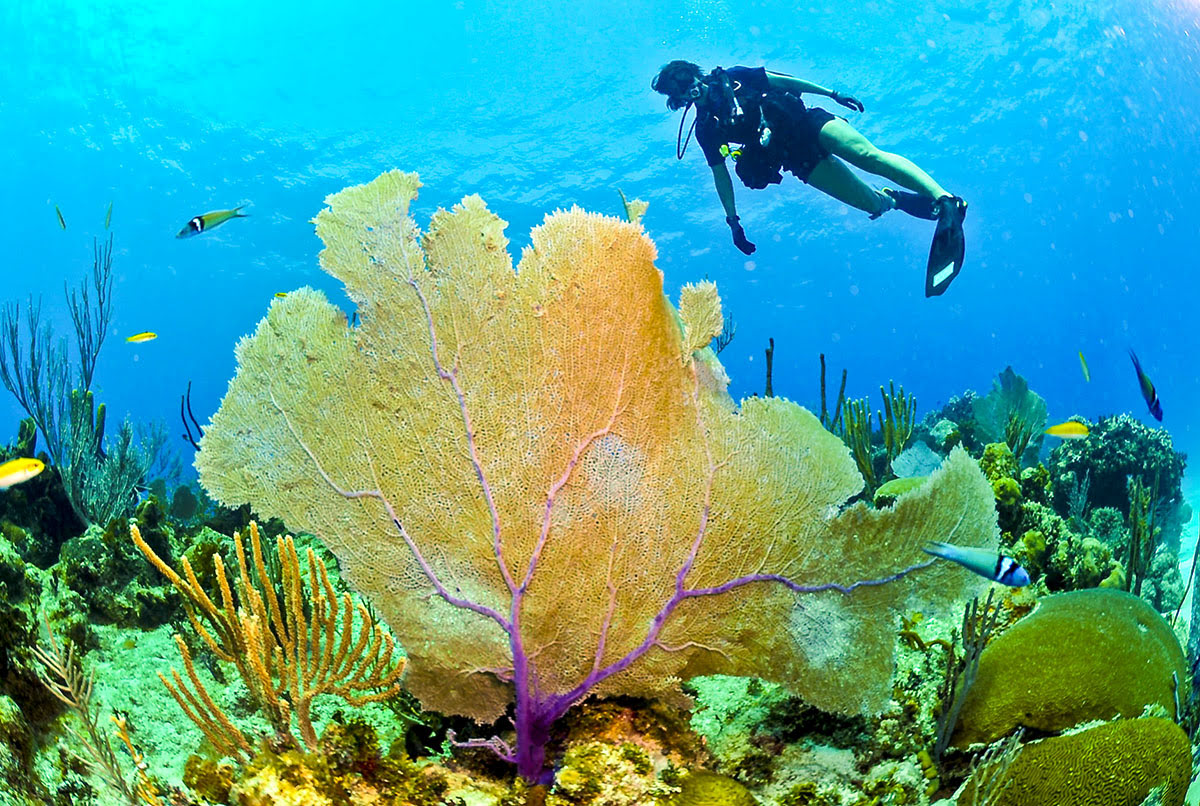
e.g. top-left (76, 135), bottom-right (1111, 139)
top-left (831, 91), bottom-right (865, 113)
top-left (727, 215), bottom-right (756, 255)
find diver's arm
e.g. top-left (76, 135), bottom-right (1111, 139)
top-left (711, 163), bottom-right (756, 255)
top-left (711, 161), bottom-right (738, 218)
top-left (765, 72), bottom-right (833, 97)
top-left (766, 72), bottom-right (864, 112)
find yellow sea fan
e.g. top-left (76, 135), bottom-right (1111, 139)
top-left (678, 280), bottom-right (723, 360)
top-left (196, 171), bottom-right (998, 776)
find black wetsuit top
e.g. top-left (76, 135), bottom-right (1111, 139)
top-left (694, 66), bottom-right (772, 166)
top-left (693, 66), bottom-right (838, 184)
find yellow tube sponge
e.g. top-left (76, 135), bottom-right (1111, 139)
top-left (196, 171), bottom-right (997, 772)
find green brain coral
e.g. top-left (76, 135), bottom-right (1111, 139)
top-left (958, 718), bottom-right (1190, 806)
top-left (673, 771), bottom-right (757, 806)
top-left (952, 589), bottom-right (1186, 747)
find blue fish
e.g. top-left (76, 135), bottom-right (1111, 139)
top-left (1128, 349), bottom-right (1163, 421)
top-left (922, 541), bottom-right (1030, 587)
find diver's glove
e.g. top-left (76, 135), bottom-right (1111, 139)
top-left (831, 91), bottom-right (865, 113)
top-left (727, 215), bottom-right (756, 255)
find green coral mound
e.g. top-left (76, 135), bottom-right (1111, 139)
top-left (953, 589), bottom-right (1186, 747)
top-left (958, 718), bottom-right (1190, 806)
top-left (872, 476), bottom-right (928, 508)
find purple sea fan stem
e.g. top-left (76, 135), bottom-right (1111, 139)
top-left (408, 276), bottom-right (518, 596)
top-left (269, 390), bottom-right (512, 632)
top-left (681, 560), bottom-right (938, 599)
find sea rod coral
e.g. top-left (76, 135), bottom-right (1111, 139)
top-left (196, 170), bottom-right (996, 784)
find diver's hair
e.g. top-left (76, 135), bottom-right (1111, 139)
top-left (651, 60), bottom-right (704, 110)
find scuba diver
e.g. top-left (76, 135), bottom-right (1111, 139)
top-left (652, 61), bottom-right (968, 296)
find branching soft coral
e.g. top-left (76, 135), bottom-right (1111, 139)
top-left (195, 170), bottom-right (997, 784)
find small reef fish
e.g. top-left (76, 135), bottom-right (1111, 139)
top-left (1044, 421), bottom-right (1089, 439)
top-left (55, 205), bottom-right (66, 230)
top-left (1128, 349), bottom-right (1163, 421)
top-left (274, 292), bottom-right (288, 298)
top-left (105, 201), bottom-right (113, 230)
top-left (126, 332), bottom-right (157, 343)
top-left (176, 205), bottom-right (248, 238)
top-left (1078, 351), bottom-right (1090, 382)
top-left (922, 541), bottom-right (1030, 587)
top-left (0, 457), bottom-right (45, 489)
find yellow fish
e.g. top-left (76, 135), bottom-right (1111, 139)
top-left (1044, 421), bottom-right (1089, 439)
top-left (0, 457), bottom-right (45, 489)
top-left (55, 205), bottom-right (66, 230)
top-left (126, 332), bottom-right (157, 344)
top-left (1078, 351), bottom-right (1090, 382)
top-left (274, 292), bottom-right (288, 298)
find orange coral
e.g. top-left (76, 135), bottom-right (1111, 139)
top-left (131, 522), bottom-right (404, 755)
top-left (196, 170), bottom-right (997, 781)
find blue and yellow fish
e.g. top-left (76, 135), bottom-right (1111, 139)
top-left (176, 205), bottom-right (248, 238)
top-left (922, 541), bottom-right (1030, 587)
top-left (1128, 349), bottom-right (1163, 421)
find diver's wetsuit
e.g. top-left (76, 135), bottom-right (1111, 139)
top-left (693, 66), bottom-right (839, 184)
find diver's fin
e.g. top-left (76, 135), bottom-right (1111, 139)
top-left (925, 196), bottom-right (967, 297)
top-left (884, 188), bottom-right (939, 221)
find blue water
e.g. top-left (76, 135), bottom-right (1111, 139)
top-left (2, 0), bottom-right (1198, 515)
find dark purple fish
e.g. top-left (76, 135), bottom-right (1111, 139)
top-left (1129, 349), bottom-right (1163, 421)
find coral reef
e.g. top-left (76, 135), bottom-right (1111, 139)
top-left (957, 717), bottom-right (1190, 806)
top-left (952, 589), bottom-right (1186, 747)
top-left (54, 497), bottom-right (180, 629)
top-left (222, 716), bottom-right (454, 806)
top-left (194, 170), bottom-right (999, 783)
top-left (549, 741), bottom-right (673, 804)
top-left (1047, 413), bottom-right (1187, 543)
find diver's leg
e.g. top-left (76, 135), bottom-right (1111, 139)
top-left (805, 156), bottom-right (892, 215)
top-left (817, 118), bottom-right (949, 200)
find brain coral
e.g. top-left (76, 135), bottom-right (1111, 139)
top-left (952, 588), bottom-right (1186, 747)
top-left (958, 717), bottom-right (1190, 806)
